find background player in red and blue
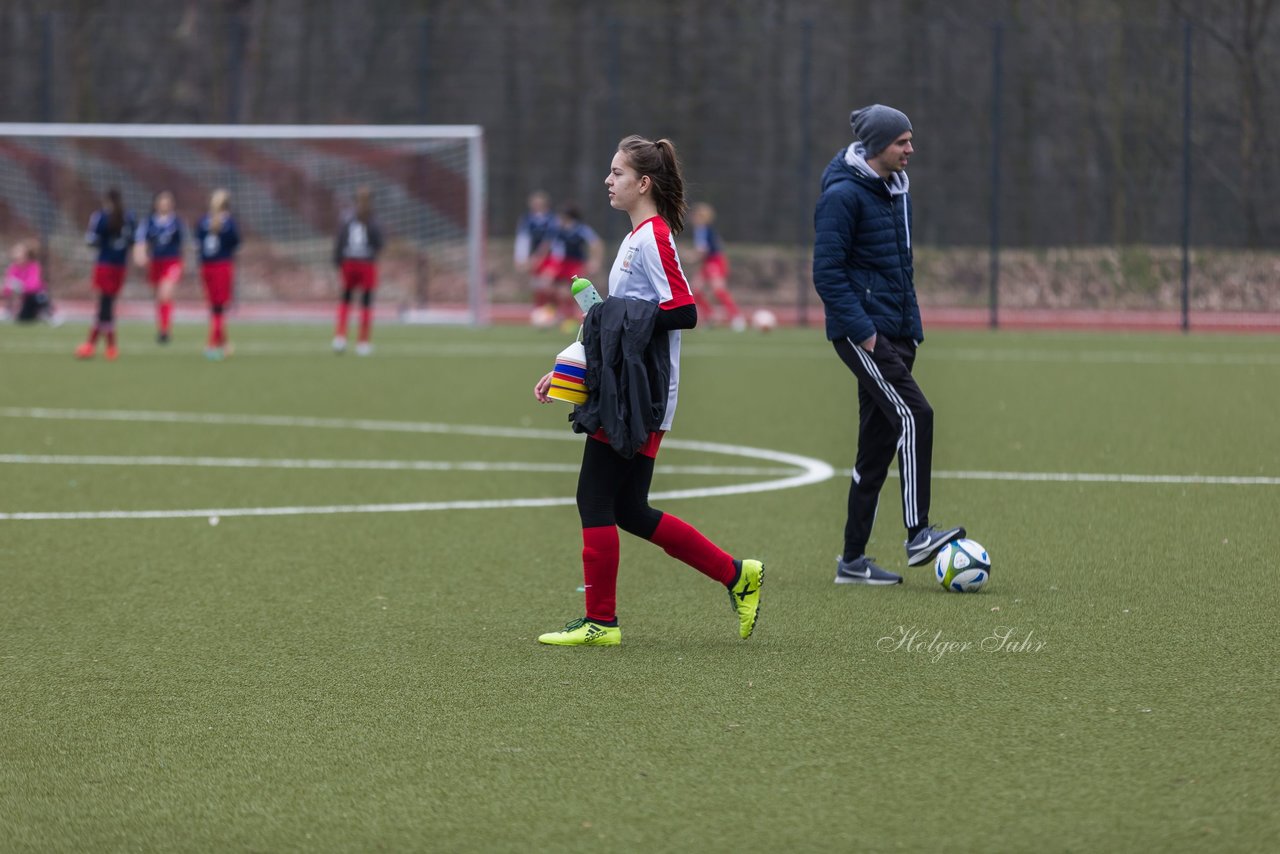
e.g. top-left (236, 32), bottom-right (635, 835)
top-left (546, 203), bottom-right (602, 323)
top-left (515, 190), bottom-right (559, 326)
top-left (690, 202), bottom-right (745, 330)
top-left (76, 187), bottom-right (136, 361)
top-left (134, 189), bottom-right (185, 344)
top-left (332, 186), bottom-right (383, 356)
top-left (194, 188), bottom-right (240, 360)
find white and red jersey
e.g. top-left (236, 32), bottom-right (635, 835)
top-left (607, 215), bottom-right (695, 430)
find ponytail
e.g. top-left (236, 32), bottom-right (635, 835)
top-left (104, 188), bottom-right (124, 235)
top-left (617, 134), bottom-right (688, 235)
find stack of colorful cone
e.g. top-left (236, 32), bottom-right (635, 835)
top-left (547, 340), bottom-right (588, 404)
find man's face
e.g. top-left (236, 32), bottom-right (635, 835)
top-left (868, 132), bottom-right (914, 176)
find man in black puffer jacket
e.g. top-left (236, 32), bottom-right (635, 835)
top-left (812, 104), bottom-right (965, 586)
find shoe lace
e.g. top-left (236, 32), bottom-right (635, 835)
top-left (562, 617), bottom-right (589, 631)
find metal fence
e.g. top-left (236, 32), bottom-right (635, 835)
top-left (1, 2), bottom-right (1277, 325)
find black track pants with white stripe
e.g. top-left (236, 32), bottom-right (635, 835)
top-left (833, 335), bottom-right (934, 560)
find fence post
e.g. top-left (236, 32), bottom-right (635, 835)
top-left (600, 16), bottom-right (623, 241)
top-left (40, 13), bottom-right (55, 122)
top-left (796, 19), bottom-right (813, 327)
top-left (988, 21), bottom-right (1003, 330)
top-left (1180, 19), bottom-right (1193, 333)
top-left (38, 12), bottom-right (56, 273)
top-left (227, 8), bottom-right (247, 123)
top-left (418, 16), bottom-right (431, 121)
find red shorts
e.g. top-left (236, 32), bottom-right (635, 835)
top-left (201, 261), bottom-right (234, 307)
top-left (701, 254), bottom-right (730, 280)
top-left (534, 254), bottom-right (560, 277)
top-left (591, 428), bottom-right (664, 459)
top-left (555, 259), bottom-right (586, 283)
top-left (149, 257), bottom-right (183, 286)
top-left (341, 260), bottom-right (378, 290)
top-left (92, 263), bottom-right (126, 297)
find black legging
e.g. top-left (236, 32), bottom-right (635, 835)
top-left (97, 293), bottom-right (116, 323)
top-left (576, 437), bottom-right (664, 538)
top-left (341, 288), bottom-right (374, 308)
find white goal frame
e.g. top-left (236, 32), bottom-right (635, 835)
top-left (0, 123), bottom-right (487, 324)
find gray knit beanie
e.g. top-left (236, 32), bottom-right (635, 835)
top-left (849, 105), bottom-right (912, 157)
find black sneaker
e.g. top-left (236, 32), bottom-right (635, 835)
top-left (904, 525), bottom-right (966, 566)
top-left (835, 555), bottom-right (902, 585)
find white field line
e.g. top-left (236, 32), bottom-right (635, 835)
top-left (0, 406), bottom-right (580, 442)
top-left (0, 408), bottom-right (833, 521)
top-left (3, 340), bottom-right (1279, 366)
top-left (0, 453), bottom-right (798, 477)
top-left (926, 469), bottom-right (1280, 486)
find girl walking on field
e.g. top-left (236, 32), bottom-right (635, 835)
top-left (533, 135), bottom-right (764, 646)
top-left (690, 202), bottom-right (745, 330)
top-left (76, 188), bottom-right (136, 361)
top-left (195, 189), bottom-right (240, 360)
top-left (332, 186), bottom-right (383, 356)
top-left (134, 189), bottom-right (185, 344)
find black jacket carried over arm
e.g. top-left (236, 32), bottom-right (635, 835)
top-left (570, 297), bottom-right (694, 458)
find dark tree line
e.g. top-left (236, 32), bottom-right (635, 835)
top-left (0, 0), bottom-right (1276, 250)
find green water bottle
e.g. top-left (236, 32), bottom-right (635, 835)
top-left (570, 276), bottom-right (604, 314)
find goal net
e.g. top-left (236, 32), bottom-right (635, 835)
top-left (0, 124), bottom-right (486, 324)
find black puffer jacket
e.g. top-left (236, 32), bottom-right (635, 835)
top-left (812, 144), bottom-right (923, 344)
top-left (570, 297), bottom-right (671, 458)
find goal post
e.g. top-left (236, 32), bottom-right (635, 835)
top-left (0, 123), bottom-right (487, 324)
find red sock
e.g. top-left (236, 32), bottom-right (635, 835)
top-left (582, 525), bottom-right (621, 623)
top-left (713, 287), bottom-right (741, 320)
top-left (336, 302), bottom-right (350, 337)
top-left (158, 301), bottom-right (172, 334)
top-left (209, 313), bottom-right (224, 347)
top-left (106, 328), bottom-right (116, 348)
top-left (694, 290), bottom-right (713, 315)
top-left (649, 514), bottom-right (737, 585)
top-left (87, 324), bottom-right (100, 344)
top-left (358, 307), bottom-right (372, 343)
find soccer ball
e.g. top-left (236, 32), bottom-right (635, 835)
top-left (750, 308), bottom-right (777, 332)
top-left (934, 538), bottom-right (991, 592)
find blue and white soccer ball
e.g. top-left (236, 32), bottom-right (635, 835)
top-left (934, 538), bottom-right (991, 592)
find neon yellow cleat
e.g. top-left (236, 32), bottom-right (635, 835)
top-left (537, 617), bottom-right (621, 647)
top-left (728, 559), bottom-right (765, 639)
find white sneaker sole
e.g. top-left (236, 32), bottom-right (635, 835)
top-left (834, 574), bottom-right (902, 585)
top-left (905, 529), bottom-right (965, 566)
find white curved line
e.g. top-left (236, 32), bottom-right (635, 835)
top-left (0, 408), bottom-right (834, 521)
top-left (0, 453), bottom-right (800, 477)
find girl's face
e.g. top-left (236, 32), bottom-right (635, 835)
top-left (155, 192), bottom-right (174, 215)
top-left (605, 151), bottom-right (648, 213)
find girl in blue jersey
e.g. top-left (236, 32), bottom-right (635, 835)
top-left (690, 202), bottom-right (745, 330)
top-left (195, 188), bottom-right (240, 360)
top-left (332, 186), bottom-right (383, 356)
top-left (546, 204), bottom-right (603, 322)
top-left (76, 188), bottom-right (136, 361)
top-left (516, 190), bottom-right (559, 325)
top-left (532, 135), bottom-right (763, 647)
top-left (134, 190), bottom-right (185, 344)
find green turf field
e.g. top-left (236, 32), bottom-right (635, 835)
top-left (2, 320), bottom-right (1278, 852)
